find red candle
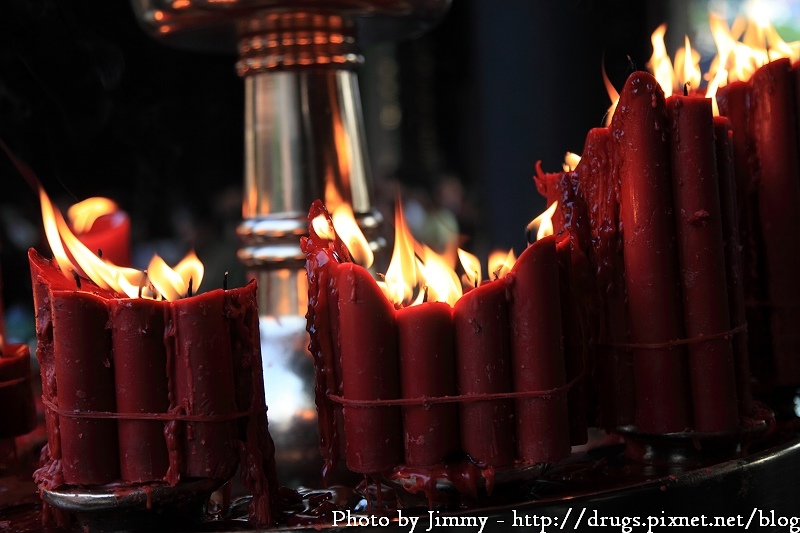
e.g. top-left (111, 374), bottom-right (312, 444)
top-left (50, 287), bottom-right (120, 485)
top-left (0, 344), bottom-right (37, 439)
top-left (750, 57), bottom-right (800, 385)
top-left (397, 301), bottom-right (459, 466)
top-left (716, 81), bottom-right (770, 381)
top-left (453, 279), bottom-right (515, 467)
top-left (69, 200), bottom-right (131, 267)
top-left (110, 299), bottom-right (170, 482)
top-left (555, 234), bottom-right (588, 445)
top-left (29, 248), bottom-right (275, 525)
top-left (574, 127), bottom-right (634, 430)
top-left (666, 94), bottom-right (739, 432)
top-left (613, 71), bottom-right (691, 434)
top-left (507, 234), bottom-right (569, 463)
top-left (336, 263), bottom-right (403, 474)
top-left (302, 200), bottom-right (353, 480)
top-left (713, 116), bottom-right (753, 417)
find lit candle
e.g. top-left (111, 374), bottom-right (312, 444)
top-left (67, 197), bottom-right (131, 267)
top-left (666, 93), bottom-right (739, 432)
top-left (613, 71), bottom-right (692, 434)
top-left (507, 234), bottom-right (570, 463)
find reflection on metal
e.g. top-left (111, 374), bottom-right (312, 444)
top-left (131, 0), bottom-right (451, 488)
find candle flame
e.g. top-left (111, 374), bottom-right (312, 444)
top-left (380, 199), bottom-right (419, 306)
top-left (487, 248), bottom-right (516, 281)
top-left (649, 24), bottom-right (677, 97)
top-left (332, 204), bottom-right (374, 268)
top-left (39, 187), bottom-right (203, 300)
top-left (602, 62), bottom-right (620, 126)
top-left (67, 197), bottom-right (118, 234)
top-left (527, 201), bottom-right (558, 242)
top-left (562, 152), bottom-right (582, 172)
top-left (458, 248), bottom-right (481, 288)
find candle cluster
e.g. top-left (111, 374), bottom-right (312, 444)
top-left (717, 57), bottom-right (800, 391)
top-left (29, 249), bottom-right (278, 525)
top-left (303, 200), bottom-right (574, 497)
top-left (537, 70), bottom-right (750, 435)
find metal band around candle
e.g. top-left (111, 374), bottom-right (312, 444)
top-left (41, 398), bottom-right (264, 422)
top-left (326, 374), bottom-right (581, 408)
top-left (600, 323), bottom-right (747, 351)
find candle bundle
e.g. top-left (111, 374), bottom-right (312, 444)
top-left (716, 57), bottom-right (800, 391)
top-left (538, 70), bottom-right (751, 435)
top-left (303, 200), bottom-right (573, 499)
top-left (29, 249), bottom-right (278, 525)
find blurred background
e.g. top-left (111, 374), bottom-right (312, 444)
top-left (1, 0), bottom-right (799, 345)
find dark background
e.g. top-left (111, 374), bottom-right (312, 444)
top-left (0, 0), bottom-right (666, 340)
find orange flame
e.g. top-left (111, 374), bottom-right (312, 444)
top-left (40, 188), bottom-right (203, 300)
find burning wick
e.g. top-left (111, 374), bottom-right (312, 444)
top-left (71, 270), bottom-right (81, 290)
top-left (138, 271), bottom-right (148, 299)
top-left (422, 286), bottom-right (429, 304)
top-left (98, 249), bottom-right (103, 258)
top-left (188, 277), bottom-right (194, 298)
top-left (223, 271), bottom-right (228, 291)
top-left (684, 83), bottom-right (689, 96)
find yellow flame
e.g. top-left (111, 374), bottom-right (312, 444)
top-left (487, 248), bottom-right (516, 281)
top-left (418, 246), bottom-right (462, 306)
top-left (675, 35), bottom-right (702, 92)
top-left (67, 197), bottom-right (119, 234)
top-left (331, 204), bottom-right (374, 268)
top-left (381, 200), bottom-right (418, 306)
top-left (458, 248), bottom-right (481, 288)
top-left (39, 187), bottom-right (202, 300)
top-left (602, 63), bottom-right (620, 126)
top-left (562, 152), bottom-right (582, 172)
top-left (649, 23), bottom-right (676, 97)
top-left (528, 201), bottom-right (558, 242)
top-left (705, 11), bottom-right (799, 92)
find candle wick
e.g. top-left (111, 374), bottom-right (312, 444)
top-left (684, 83), bottom-right (689, 97)
top-left (97, 249), bottom-right (103, 258)
top-left (626, 54), bottom-right (637, 73)
top-left (473, 272), bottom-right (478, 289)
top-left (71, 270), bottom-right (81, 290)
top-left (223, 271), bottom-right (228, 291)
top-left (188, 277), bottom-right (194, 298)
top-left (423, 286), bottom-right (429, 303)
top-left (139, 270), bottom-right (148, 299)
